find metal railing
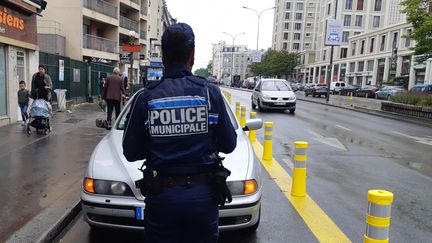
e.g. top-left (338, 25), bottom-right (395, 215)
top-left (141, 6), bottom-right (148, 15)
top-left (140, 31), bottom-right (147, 40)
top-left (83, 34), bottom-right (118, 53)
top-left (120, 16), bottom-right (139, 32)
top-left (83, 0), bottom-right (118, 19)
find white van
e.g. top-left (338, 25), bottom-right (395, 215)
top-left (330, 81), bottom-right (346, 94)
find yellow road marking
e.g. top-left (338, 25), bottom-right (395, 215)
top-left (251, 140), bottom-right (351, 243)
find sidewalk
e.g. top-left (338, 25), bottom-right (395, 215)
top-left (0, 103), bottom-right (107, 243)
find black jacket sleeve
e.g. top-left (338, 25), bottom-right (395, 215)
top-left (122, 90), bottom-right (148, 162)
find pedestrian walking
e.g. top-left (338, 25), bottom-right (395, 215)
top-left (122, 23), bottom-right (237, 243)
top-left (31, 65), bottom-right (52, 101)
top-left (17, 80), bottom-right (30, 125)
top-left (103, 67), bottom-right (125, 126)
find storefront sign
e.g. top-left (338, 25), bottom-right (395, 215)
top-left (0, 4), bottom-right (37, 46)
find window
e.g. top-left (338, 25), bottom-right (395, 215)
top-left (306, 23), bottom-right (312, 27)
top-left (296, 13), bottom-right (302, 20)
top-left (374, 0), bottom-right (382, 11)
top-left (344, 15), bottom-right (351, 26)
top-left (373, 16), bottom-right (380, 28)
top-left (294, 33), bottom-right (301, 40)
top-left (358, 61), bottom-right (365, 72)
top-left (295, 23), bottom-right (301, 30)
top-left (293, 43), bottom-right (300, 50)
top-left (405, 29), bottom-right (412, 47)
top-left (380, 35), bottom-right (386, 51)
top-left (0, 46), bottom-right (6, 116)
top-left (345, 0), bottom-right (353, 10)
top-left (308, 13), bottom-right (313, 17)
top-left (392, 32), bottom-right (398, 48)
top-left (357, 0), bottom-right (364, 10)
top-left (342, 31), bottom-right (350, 43)
top-left (370, 38), bottom-right (375, 53)
top-left (296, 2), bottom-right (303, 10)
top-left (284, 32), bottom-right (289, 40)
top-left (305, 43), bottom-right (311, 47)
top-left (360, 40), bottom-right (365, 54)
top-left (354, 31), bottom-right (361, 36)
top-left (285, 12), bottom-right (291, 20)
top-left (367, 60), bottom-right (374, 71)
top-left (286, 2), bottom-right (291, 10)
top-left (309, 2), bottom-right (314, 7)
top-left (305, 33), bottom-right (311, 37)
top-left (355, 15), bottom-right (362, 27)
top-left (283, 42), bottom-right (288, 50)
top-left (351, 42), bottom-right (357, 56)
top-left (323, 50), bottom-right (327, 60)
top-left (327, 3), bottom-right (331, 15)
top-left (349, 62), bottom-right (356, 72)
top-left (284, 23), bottom-right (290, 30)
top-left (340, 48), bottom-right (348, 58)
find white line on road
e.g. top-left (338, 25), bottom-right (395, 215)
top-left (392, 131), bottom-right (432, 146)
top-left (335, 124), bottom-right (352, 132)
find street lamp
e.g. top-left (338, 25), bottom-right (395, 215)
top-left (128, 30), bottom-right (136, 85)
top-left (223, 32), bottom-right (245, 86)
top-left (242, 6), bottom-right (275, 50)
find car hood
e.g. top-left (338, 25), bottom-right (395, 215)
top-left (89, 129), bottom-right (251, 185)
top-left (261, 90), bottom-right (295, 97)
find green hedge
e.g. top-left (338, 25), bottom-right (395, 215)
top-left (390, 92), bottom-right (432, 106)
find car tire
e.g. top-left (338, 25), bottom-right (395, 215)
top-left (242, 206), bottom-right (261, 233)
top-left (305, 93), bottom-right (309, 97)
top-left (387, 94), bottom-right (391, 100)
top-left (312, 93), bottom-right (316, 97)
top-left (289, 109), bottom-right (295, 114)
top-left (257, 99), bottom-right (264, 112)
top-left (251, 99), bottom-right (257, 110)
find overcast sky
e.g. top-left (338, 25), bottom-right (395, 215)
top-left (165, 0), bottom-right (275, 72)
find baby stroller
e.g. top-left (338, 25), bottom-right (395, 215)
top-left (26, 99), bottom-right (52, 135)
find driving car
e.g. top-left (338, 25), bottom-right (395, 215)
top-left (353, 86), bottom-right (379, 98)
top-left (304, 83), bottom-right (328, 98)
top-left (251, 78), bottom-right (296, 113)
top-left (375, 86), bottom-right (406, 100)
top-left (81, 92), bottom-right (263, 232)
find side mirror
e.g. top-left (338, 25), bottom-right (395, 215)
top-left (243, 118), bottom-right (263, 131)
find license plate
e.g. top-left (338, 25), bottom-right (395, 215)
top-left (135, 207), bottom-right (144, 221)
top-left (275, 102), bottom-right (286, 105)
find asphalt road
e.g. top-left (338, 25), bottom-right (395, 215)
top-left (55, 88), bottom-right (432, 242)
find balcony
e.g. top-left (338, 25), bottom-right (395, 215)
top-left (83, 34), bottom-right (117, 53)
top-left (83, 0), bottom-right (118, 19)
top-left (141, 6), bottom-right (147, 15)
top-left (120, 16), bottom-right (139, 32)
top-left (140, 31), bottom-right (147, 40)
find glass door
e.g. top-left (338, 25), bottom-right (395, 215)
top-left (0, 46), bottom-right (7, 116)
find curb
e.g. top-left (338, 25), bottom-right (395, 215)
top-left (37, 201), bottom-right (81, 243)
top-left (222, 86), bottom-right (432, 128)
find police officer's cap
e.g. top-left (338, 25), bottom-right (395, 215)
top-left (162, 23), bottom-right (195, 50)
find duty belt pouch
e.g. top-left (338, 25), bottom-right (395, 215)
top-left (136, 164), bottom-right (162, 197)
top-left (210, 160), bottom-right (232, 206)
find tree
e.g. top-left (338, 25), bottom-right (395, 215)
top-left (194, 68), bottom-right (210, 77)
top-left (401, 0), bottom-right (432, 55)
top-left (249, 50), bottom-right (299, 79)
top-left (206, 60), bottom-right (213, 74)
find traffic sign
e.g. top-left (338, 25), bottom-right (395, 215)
top-left (325, 19), bottom-right (343, 46)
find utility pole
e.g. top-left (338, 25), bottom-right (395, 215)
top-left (326, 0), bottom-right (339, 103)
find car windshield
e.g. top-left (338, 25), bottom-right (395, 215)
top-left (261, 80), bottom-right (292, 91)
top-left (117, 97), bottom-right (239, 130)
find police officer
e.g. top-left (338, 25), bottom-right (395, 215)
top-left (122, 23), bottom-right (237, 243)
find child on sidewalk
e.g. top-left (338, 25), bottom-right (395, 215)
top-left (18, 81), bottom-right (30, 125)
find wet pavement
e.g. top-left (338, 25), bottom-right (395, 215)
top-left (0, 103), bottom-right (107, 242)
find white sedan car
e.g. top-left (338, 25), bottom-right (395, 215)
top-left (251, 79), bottom-right (297, 113)
top-left (81, 92), bottom-right (263, 232)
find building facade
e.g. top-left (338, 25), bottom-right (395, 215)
top-left (0, 0), bottom-right (45, 127)
top-left (212, 41), bottom-right (252, 82)
top-left (37, 0), bottom-right (174, 84)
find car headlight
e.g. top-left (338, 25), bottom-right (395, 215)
top-left (290, 96), bottom-right (296, 101)
top-left (227, 180), bottom-right (258, 196)
top-left (261, 94), bottom-right (271, 100)
top-left (84, 178), bottom-right (134, 196)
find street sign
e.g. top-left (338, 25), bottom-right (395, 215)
top-left (120, 53), bottom-right (131, 64)
top-left (122, 45), bottom-right (140, 52)
top-left (325, 19), bottom-right (343, 46)
top-left (251, 50), bottom-right (262, 63)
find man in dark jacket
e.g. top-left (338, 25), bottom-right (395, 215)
top-left (122, 23), bottom-right (237, 242)
top-left (31, 65), bottom-right (52, 101)
top-left (104, 67), bottom-right (125, 125)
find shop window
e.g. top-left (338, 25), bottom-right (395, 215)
top-left (0, 46), bottom-right (6, 116)
top-left (17, 51), bottom-right (25, 82)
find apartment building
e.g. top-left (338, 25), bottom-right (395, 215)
top-left (37, 0), bottom-right (174, 84)
top-left (212, 41), bottom-right (252, 82)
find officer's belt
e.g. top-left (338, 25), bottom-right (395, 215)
top-left (159, 173), bottom-right (211, 187)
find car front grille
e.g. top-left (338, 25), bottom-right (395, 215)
top-left (87, 213), bottom-right (144, 227)
top-left (219, 215), bottom-right (252, 226)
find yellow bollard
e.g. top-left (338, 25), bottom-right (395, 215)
top-left (262, 122), bottom-right (273, 161)
top-left (249, 112), bottom-right (257, 142)
top-left (291, 141), bottom-right (309, 197)
top-left (349, 92), bottom-right (353, 100)
top-left (226, 92), bottom-right (232, 104)
top-left (235, 102), bottom-right (241, 121)
top-left (240, 106), bottom-right (246, 127)
top-left (364, 190), bottom-right (394, 243)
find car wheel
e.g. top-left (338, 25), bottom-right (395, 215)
top-left (387, 94), bottom-right (391, 100)
top-left (257, 99), bottom-right (264, 112)
top-left (312, 93), bottom-right (316, 97)
top-left (242, 206), bottom-right (261, 233)
top-left (289, 109), bottom-right (295, 114)
top-left (251, 99), bottom-right (256, 110)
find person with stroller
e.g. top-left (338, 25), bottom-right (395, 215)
top-left (17, 81), bottom-right (30, 125)
top-left (31, 65), bottom-right (52, 101)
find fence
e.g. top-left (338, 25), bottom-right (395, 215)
top-left (90, 63), bottom-right (113, 97)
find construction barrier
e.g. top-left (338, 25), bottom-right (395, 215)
top-left (291, 141), bottom-right (309, 197)
top-left (262, 122), bottom-right (273, 161)
top-left (235, 102), bottom-right (241, 121)
top-left (249, 112), bottom-right (257, 142)
top-left (240, 106), bottom-right (246, 127)
top-left (364, 190), bottom-right (394, 243)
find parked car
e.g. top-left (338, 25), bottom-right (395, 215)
top-left (375, 86), bottom-right (406, 100)
top-left (410, 84), bottom-right (432, 95)
top-left (243, 77), bottom-right (258, 90)
top-left (330, 81), bottom-right (346, 94)
top-left (251, 79), bottom-right (296, 113)
top-left (353, 86), bottom-right (379, 98)
top-left (304, 83), bottom-right (328, 98)
top-left (82, 93), bottom-right (263, 232)
top-left (339, 85), bottom-right (360, 96)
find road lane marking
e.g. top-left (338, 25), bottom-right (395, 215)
top-left (251, 140), bottom-right (351, 242)
top-left (391, 131), bottom-right (432, 146)
top-left (307, 130), bottom-right (348, 151)
top-left (335, 124), bottom-right (352, 132)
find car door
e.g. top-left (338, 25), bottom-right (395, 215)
top-left (253, 81), bottom-right (262, 103)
